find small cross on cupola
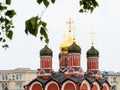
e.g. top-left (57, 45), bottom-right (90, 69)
top-left (66, 18), bottom-right (74, 32)
top-left (90, 31), bottom-right (95, 46)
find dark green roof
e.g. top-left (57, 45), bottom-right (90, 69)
top-left (86, 46), bottom-right (99, 57)
top-left (68, 42), bottom-right (81, 53)
top-left (40, 45), bottom-right (53, 56)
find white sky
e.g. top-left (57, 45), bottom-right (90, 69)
top-left (0, 0), bottom-right (120, 72)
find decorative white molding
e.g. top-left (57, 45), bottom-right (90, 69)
top-left (45, 81), bottom-right (59, 90)
top-left (61, 80), bottom-right (76, 90)
top-left (103, 82), bottom-right (109, 90)
top-left (93, 81), bottom-right (100, 90)
top-left (80, 80), bottom-right (90, 90)
top-left (30, 81), bottom-right (43, 90)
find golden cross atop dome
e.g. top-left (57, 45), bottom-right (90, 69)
top-left (66, 18), bottom-right (74, 32)
top-left (72, 26), bottom-right (77, 40)
top-left (90, 31), bottom-right (95, 46)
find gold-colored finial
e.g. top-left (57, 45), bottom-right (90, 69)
top-left (72, 26), bottom-right (77, 41)
top-left (90, 31), bottom-right (95, 46)
top-left (66, 18), bottom-right (74, 32)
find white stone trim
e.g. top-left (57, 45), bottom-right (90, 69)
top-left (61, 80), bottom-right (76, 90)
top-left (103, 82), bottom-right (109, 90)
top-left (30, 81), bottom-right (43, 90)
top-left (93, 81), bottom-right (100, 90)
top-left (80, 80), bottom-right (90, 90)
top-left (45, 81), bottom-right (59, 90)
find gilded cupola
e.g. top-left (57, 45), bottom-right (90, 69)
top-left (60, 18), bottom-right (80, 54)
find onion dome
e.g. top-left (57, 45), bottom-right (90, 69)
top-left (40, 45), bottom-right (53, 56)
top-left (60, 33), bottom-right (74, 54)
top-left (68, 42), bottom-right (81, 53)
top-left (86, 46), bottom-right (99, 57)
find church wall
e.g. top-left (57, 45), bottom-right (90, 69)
top-left (26, 79), bottom-right (112, 90)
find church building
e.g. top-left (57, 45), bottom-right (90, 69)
top-left (25, 19), bottom-right (112, 90)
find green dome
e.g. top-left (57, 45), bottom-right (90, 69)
top-left (86, 46), bottom-right (99, 57)
top-left (40, 45), bottom-right (53, 56)
top-left (68, 42), bottom-right (81, 53)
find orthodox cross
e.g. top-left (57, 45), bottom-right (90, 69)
top-left (66, 18), bottom-right (74, 32)
top-left (72, 26), bottom-right (77, 40)
top-left (90, 31), bottom-right (95, 46)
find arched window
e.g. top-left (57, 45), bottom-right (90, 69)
top-left (30, 81), bottom-right (42, 90)
top-left (92, 82), bottom-right (100, 90)
top-left (80, 80), bottom-right (90, 90)
top-left (45, 81), bottom-right (59, 90)
top-left (61, 80), bottom-right (76, 90)
top-left (102, 83), bottom-right (109, 90)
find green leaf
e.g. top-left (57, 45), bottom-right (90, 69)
top-left (6, 0), bottom-right (11, 5)
top-left (2, 44), bottom-right (9, 49)
top-left (5, 9), bottom-right (16, 18)
top-left (40, 36), bottom-right (43, 41)
top-left (3, 39), bottom-right (6, 42)
top-left (90, 7), bottom-right (94, 13)
top-left (79, 0), bottom-right (83, 5)
top-left (40, 21), bottom-right (47, 27)
top-left (40, 27), bottom-right (46, 35)
top-left (40, 27), bottom-right (48, 39)
top-left (40, 27), bottom-right (49, 43)
top-left (45, 38), bottom-right (49, 44)
top-left (0, 16), bottom-right (5, 23)
top-left (79, 9), bottom-right (83, 13)
top-left (51, 0), bottom-right (55, 4)
top-left (25, 20), bottom-right (30, 35)
top-left (0, 37), bottom-right (2, 42)
top-left (37, 0), bottom-right (42, 4)
top-left (5, 18), bottom-right (9, 26)
top-left (25, 16), bottom-right (39, 37)
top-left (43, 0), bottom-right (49, 7)
top-left (6, 30), bottom-right (13, 40)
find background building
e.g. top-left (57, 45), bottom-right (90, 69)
top-left (102, 71), bottom-right (120, 90)
top-left (0, 68), bottom-right (37, 90)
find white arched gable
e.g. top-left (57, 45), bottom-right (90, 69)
top-left (61, 80), bottom-right (76, 90)
top-left (45, 81), bottom-right (59, 90)
top-left (80, 80), bottom-right (90, 90)
top-left (93, 81), bottom-right (100, 90)
top-left (103, 82), bottom-right (109, 90)
top-left (30, 81), bottom-right (43, 90)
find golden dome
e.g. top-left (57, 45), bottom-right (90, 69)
top-left (60, 32), bottom-right (74, 54)
top-left (60, 31), bottom-right (80, 54)
top-left (60, 18), bottom-right (80, 54)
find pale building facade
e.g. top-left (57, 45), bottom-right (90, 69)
top-left (0, 68), bottom-right (37, 90)
top-left (103, 72), bottom-right (120, 90)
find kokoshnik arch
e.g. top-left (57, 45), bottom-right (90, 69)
top-left (25, 19), bottom-right (112, 90)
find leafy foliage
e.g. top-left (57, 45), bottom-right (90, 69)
top-left (25, 0), bottom-right (57, 44)
top-left (79, 0), bottom-right (99, 13)
top-left (25, 0), bottom-right (99, 45)
top-left (6, 0), bottom-right (11, 5)
top-left (0, 0), bottom-right (16, 49)
top-left (25, 16), bottom-right (49, 43)
top-left (5, 10), bottom-right (16, 18)
top-left (0, 0), bottom-right (99, 49)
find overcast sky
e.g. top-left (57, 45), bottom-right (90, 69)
top-left (0, 0), bottom-right (120, 72)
